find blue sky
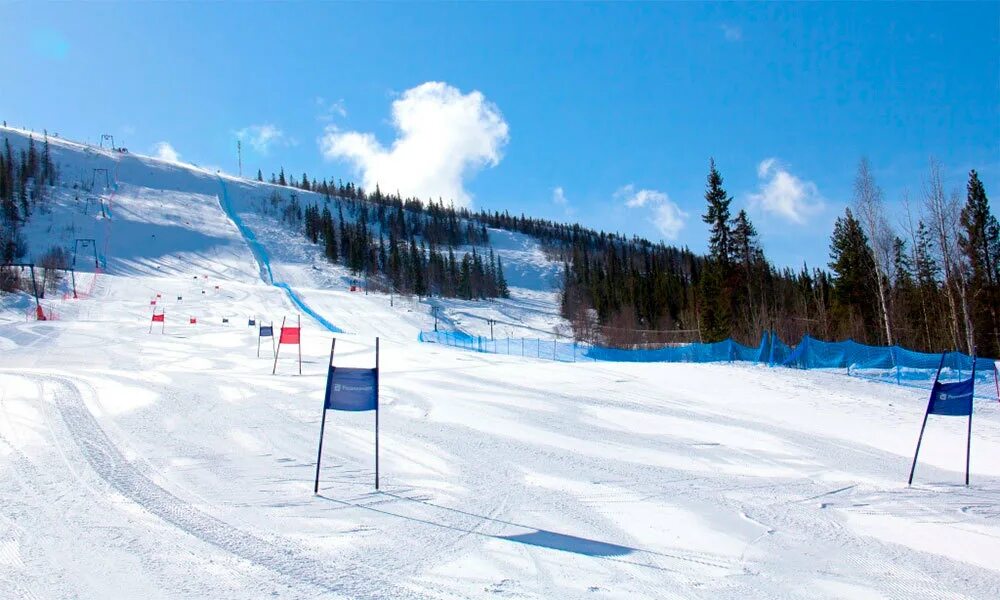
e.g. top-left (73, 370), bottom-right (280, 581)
top-left (2, 2), bottom-right (997, 269)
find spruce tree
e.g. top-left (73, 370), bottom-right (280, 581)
top-left (497, 256), bottom-right (510, 298)
top-left (698, 159), bottom-right (734, 340)
top-left (702, 159), bottom-right (732, 264)
top-left (958, 170), bottom-right (999, 355)
top-left (829, 208), bottom-right (879, 337)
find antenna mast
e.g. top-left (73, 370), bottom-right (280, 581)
top-left (237, 140), bottom-right (242, 177)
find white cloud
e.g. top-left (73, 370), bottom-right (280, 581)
top-left (152, 141), bottom-right (180, 163)
top-left (552, 186), bottom-right (574, 217)
top-left (236, 124), bottom-right (288, 154)
top-left (651, 201), bottom-right (687, 241)
top-left (617, 184), bottom-right (687, 240)
top-left (315, 97), bottom-right (347, 121)
top-left (721, 24), bottom-right (743, 42)
top-left (748, 158), bottom-right (824, 223)
top-left (319, 81), bottom-right (509, 207)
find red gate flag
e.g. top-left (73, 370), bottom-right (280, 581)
top-left (273, 315), bottom-right (302, 375)
top-left (150, 300), bottom-right (157, 305)
top-left (190, 317), bottom-right (197, 324)
top-left (149, 310), bottom-right (165, 333)
top-left (280, 327), bottom-right (301, 344)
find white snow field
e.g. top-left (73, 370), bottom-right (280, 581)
top-left (1, 126), bottom-right (999, 599)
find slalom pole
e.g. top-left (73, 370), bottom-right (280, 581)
top-left (967, 352), bottom-right (977, 486)
top-left (909, 352), bottom-right (946, 485)
top-left (273, 316), bottom-right (285, 374)
top-left (314, 338), bottom-right (336, 494)
top-left (298, 314), bottom-right (302, 375)
top-left (149, 307), bottom-right (155, 334)
top-left (375, 336), bottom-right (380, 490)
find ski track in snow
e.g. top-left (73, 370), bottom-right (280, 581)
top-left (2, 126), bottom-right (1000, 599)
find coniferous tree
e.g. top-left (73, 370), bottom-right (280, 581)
top-left (829, 208), bottom-right (879, 339)
top-left (497, 256), bottom-right (510, 298)
top-left (703, 158), bottom-right (732, 264)
top-left (699, 159), bottom-right (734, 340)
top-left (958, 170), bottom-right (1000, 356)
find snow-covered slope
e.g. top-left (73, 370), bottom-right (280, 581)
top-left (2, 126), bottom-right (1000, 599)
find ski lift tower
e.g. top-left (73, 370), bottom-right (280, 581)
top-left (2, 263), bottom-right (41, 310)
top-left (100, 134), bottom-right (115, 151)
top-left (73, 238), bottom-right (99, 270)
top-left (92, 168), bottom-right (111, 190)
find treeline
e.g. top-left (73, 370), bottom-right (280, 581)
top-left (560, 158), bottom-right (999, 357)
top-left (258, 182), bottom-right (509, 300)
top-left (824, 160), bottom-right (999, 357)
top-left (1, 133), bottom-right (57, 267)
top-left (258, 157), bottom-right (998, 357)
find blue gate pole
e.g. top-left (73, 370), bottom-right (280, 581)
top-left (907, 404), bottom-right (932, 486)
top-left (375, 337), bottom-right (380, 490)
top-left (966, 354), bottom-right (976, 486)
top-left (314, 338), bottom-right (336, 493)
top-left (909, 353), bottom-right (947, 485)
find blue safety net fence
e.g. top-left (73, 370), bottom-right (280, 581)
top-left (418, 330), bottom-right (999, 399)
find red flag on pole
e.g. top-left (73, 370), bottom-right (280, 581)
top-left (273, 315), bottom-right (302, 375)
top-left (149, 310), bottom-right (165, 333)
top-left (279, 327), bottom-right (300, 344)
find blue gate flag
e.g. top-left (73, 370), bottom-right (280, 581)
top-left (326, 367), bottom-right (377, 411)
top-left (249, 318), bottom-right (256, 326)
top-left (260, 325), bottom-right (273, 337)
top-left (928, 378), bottom-right (974, 416)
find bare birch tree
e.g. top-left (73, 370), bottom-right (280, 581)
top-left (853, 158), bottom-right (894, 345)
top-left (923, 158), bottom-right (973, 353)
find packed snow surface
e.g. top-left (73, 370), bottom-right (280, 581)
top-left (1, 127), bottom-right (999, 599)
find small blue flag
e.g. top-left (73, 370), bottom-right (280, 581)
top-left (260, 325), bottom-right (273, 337)
top-left (326, 367), bottom-right (377, 411)
top-left (928, 378), bottom-right (974, 416)
top-left (249, 319), bottom-right (256, 326)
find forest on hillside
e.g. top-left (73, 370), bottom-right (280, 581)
top-left (269, 156), bottom-right (998, 357)
top-left (557, 159), bottom-right (999, 358)
top-left (3, 129), bottom-right (996, 358)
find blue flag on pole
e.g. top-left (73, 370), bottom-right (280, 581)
top-left (927, 378), bottom-right (974, 416)
top-left (260, 325), bottom-right (273, 337)
top-left (325, 367), bottom-right (377, 411)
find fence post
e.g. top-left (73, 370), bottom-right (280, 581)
top-left (537, 339), bottom-right (540, 358)
top-left (892, 345), bottom-right (901, 385)
top-left (521, 338), bottom-right (524, 356)
top-left (553, 339), bottom-right (557, 361)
